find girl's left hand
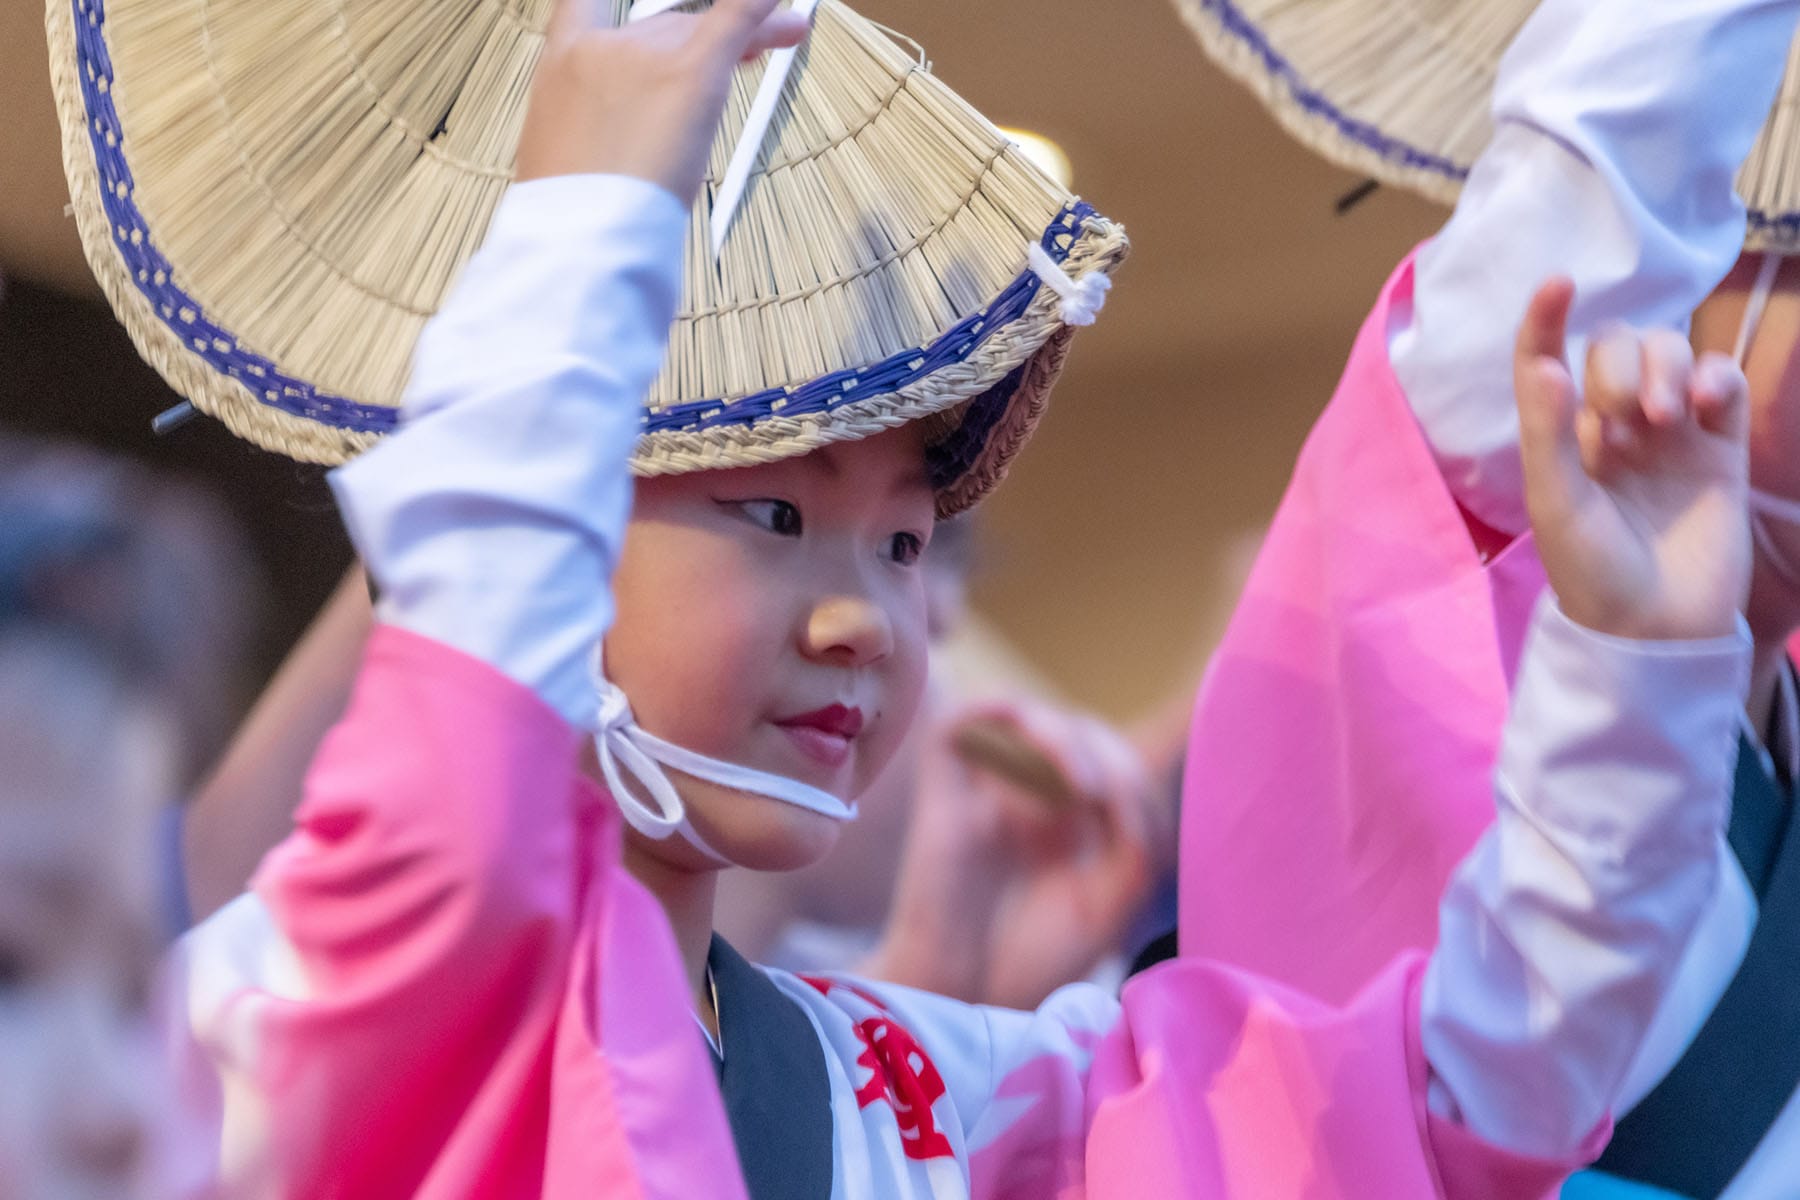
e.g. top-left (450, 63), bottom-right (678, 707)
top-left (1515, 277), bottom-right (1752, 642)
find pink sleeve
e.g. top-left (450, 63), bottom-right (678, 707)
top-left (233, 624), bottom-right (584, 1194)
top-left (210, 625), bottom-right (745, 1200)
top-left (1180, 255), bottom-right (1541, 1007)
top-left (1082, 955), bottom-right (1603, 1200)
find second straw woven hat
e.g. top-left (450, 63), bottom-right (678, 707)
top-left (1174, 0), bottom-right (1800, 253)
top-left (48, 0), bottom-right (1126, 516)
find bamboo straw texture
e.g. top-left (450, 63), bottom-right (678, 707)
top-left (1173, 0), bottom-right (1800, 253)
top-left (48, 0), bottom-right (1126, 512)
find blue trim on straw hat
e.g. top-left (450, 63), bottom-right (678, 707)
top-left (71, 0), bottom-right (1094, 448)
top-left (1195, 0), bottom-right (1800, 237)
top-left (1196, 0), bottom-right (1468, 181)
top-left (927, 361), bottom-right (1029, 491)
top-left (637, 205), bottom-right (1093, 436)
top-left (72, 0), bottom-right (388, 432)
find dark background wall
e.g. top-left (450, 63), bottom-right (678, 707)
top-left (0, 277), bottom-right (352, 685)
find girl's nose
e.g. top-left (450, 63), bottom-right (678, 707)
top-left (803, 595), bottom-right (894, 668)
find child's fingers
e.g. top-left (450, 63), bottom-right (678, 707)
top-left (949, 703), bottom-right (1094, 807)
top-left (1515, 275), bottom-right (1574, 369)
top-left (738, 9), bottom-right (812, 59)
top-left (1690, 352), bottom-right (1752, 442)
top-left (1516, 280), bottom-right (1588, 508)
top-left (1074, 714), bottom-right (1150, 846)
top-left (1002, 705), bottom-right (1106, 800)
top-left (1575, 402), bottom-right (1610, 481)
top-left (1519, 350), bottom-right (1589, 517)
top-left (1583, 326), bottom-right (1647, 430)
top-left (1639, 329), bottom-right (1695, 426)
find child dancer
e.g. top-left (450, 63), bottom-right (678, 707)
top-left (1175, 0), bottom-right (1800, 1195)
top-left (161, 2), bottom-right (1764, 1198)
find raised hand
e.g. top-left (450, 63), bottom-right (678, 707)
top-left (1514, 277), bottom-right (1752, 641)
top-left (515, 0), bottom-right (811, 199)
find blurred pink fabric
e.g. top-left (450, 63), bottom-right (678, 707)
top-left (1179, 253), bottom-right (1548, 1006)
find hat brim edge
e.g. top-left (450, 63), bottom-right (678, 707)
top-left (1171, 0), bottom-right (1800, 254)
top-left (633, 215), bottom-right (1127, 518)
top-left (50, 0), bottom-right (1129, 501)
top-left (48, 0), bottom-right (380, 466)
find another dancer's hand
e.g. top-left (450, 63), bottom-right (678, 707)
top-left (869, 698), bottom-right (1153, 1009)
top-left (516, 0), bottom-right (810, 201)
top-left (1515, 277), bottom-right (1751, 641)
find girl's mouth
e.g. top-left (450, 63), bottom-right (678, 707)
top-left (773, 704), bottom-right (864, 768)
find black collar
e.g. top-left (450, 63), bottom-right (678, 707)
top-left (707, 936), bottom-right (835, 1200)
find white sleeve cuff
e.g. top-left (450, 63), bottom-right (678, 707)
top-left (1392, 0), bottom-right (1799, 536)
top-left (1421, 594), bottom-right (1750, 1156)
top-left (331, 173), bottom-right (689, 724)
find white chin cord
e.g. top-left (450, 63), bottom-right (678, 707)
top-left (1735, 254), bottom-right (1800, 588)
top-left (590, 648), bottom-right (856, 868)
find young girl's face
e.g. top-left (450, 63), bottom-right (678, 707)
top-left (607, 425), bottom-right (936, 871)
top-left (0, 691), bottom-right (168, 1200)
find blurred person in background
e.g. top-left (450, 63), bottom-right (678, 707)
top-left (0, 436), bottom-right (264, 793)
top-left (0, 431), bottom-right (257, 1196)
top-left (0, 436), bottom-right (264, 938)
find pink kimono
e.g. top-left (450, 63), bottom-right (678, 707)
top-left (1179, 255), bottom-right (1547, 1005)
top-left (170, 620), bottom-right (1583, 1198)
top-left (1177, 0), bottom-right (1800, 1014)
top-left (1176, 3), bottom-right (1800, 1191)
top-left (165, 167), bottom-right (1738, 1198)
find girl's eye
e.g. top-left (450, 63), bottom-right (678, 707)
top-left (735, 499), bottom-right (803, 537)
top-left (888, 531), bottom-right (924, 566)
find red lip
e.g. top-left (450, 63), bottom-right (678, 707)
top-left (775, 704), bottom-right (865, 739)
top-left (773, 704), bottom-right (864, 770)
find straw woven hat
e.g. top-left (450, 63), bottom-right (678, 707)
top-left (1173, 0), bottom-right (1800, 253)
top-left (48, 0), bottom-right (1126, 516)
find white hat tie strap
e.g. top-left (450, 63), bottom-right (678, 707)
top-left (1027, 240), bottom-right (1111, 326)
top-left (590, 647), bottom-right (857, 868)
top-left (1733, 252), bottom-right (1784, 365)
top-left (1731, 252), bottom-right (1800, 583)
top-left (593, 674), bottom-right (731, 864)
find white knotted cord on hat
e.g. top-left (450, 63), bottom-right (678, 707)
top-left (1730, 253), bottom-right (1800, 586)
top-left (1026, 241), bottom-right (1111, 326)
top-left (590, 646), bottom-right (858, 868)
top-left (627, 0), bottom-right (823, 258)
top-left (1734, 252), bottom-right (1784, 364)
